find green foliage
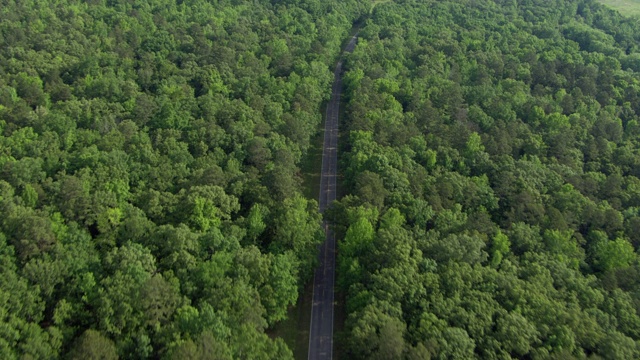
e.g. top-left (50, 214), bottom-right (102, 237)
top-left (489, 230), bottom-right (510, 267)
top-left (271, 195), bottom-right (324, 280)
top-left (338, 214), bottom-right (375, 290)
top-left (590, 232), bottom-right (637, 272)
top-left (338, 0), bottom-right (640, 358)
top-left (244, 203), bottom-right (269, 243)
top-left (261, 252), bottom-right (299, 326)
top-left (67, 329), bottom-right (118, 360)
top-left (167, 331), bottom-right (232, 360)
top-left (0, 0), bottom-right (368, 357)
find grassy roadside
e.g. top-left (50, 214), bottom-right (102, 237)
top-left (300, 115), bottom-right (326, 202)
top-left (267, 109), bottom-right (325, 359)
top-left (268, 280), bottom-right (315, 359)
top-left (598, 0), bottom-right (640, 17)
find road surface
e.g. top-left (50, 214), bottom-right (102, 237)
top-left (308, 34), bottom-right (357, 360)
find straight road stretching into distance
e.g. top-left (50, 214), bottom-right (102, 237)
top-left (308, 34), bottom-right (358, 360)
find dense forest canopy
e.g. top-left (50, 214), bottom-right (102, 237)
top-left (334, 0), bottom-right (640, 359)
top-left (6, 0), bottom-right (640, 359)
top-left (0, 0), bottom-right (368, 358)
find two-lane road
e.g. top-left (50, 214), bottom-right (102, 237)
top-left (308, 34), bottom-right (357, 360)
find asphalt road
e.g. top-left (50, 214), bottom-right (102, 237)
top-left (308, 34), bottom-right (358, 360)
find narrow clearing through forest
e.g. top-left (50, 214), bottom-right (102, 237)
top-left (307, 34), bottom-right (358, 360)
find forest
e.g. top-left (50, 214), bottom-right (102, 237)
top-left (0, 0), bottom-right (369, 358)
top-left (4, 0), bottom-right (640, 359)
top-left (333, 0), bottom-right (640, 358)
